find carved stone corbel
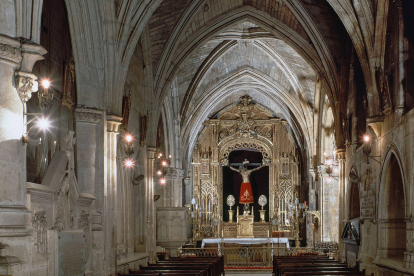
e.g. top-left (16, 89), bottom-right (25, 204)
top-left (14, 71), bottom-right (39, 103)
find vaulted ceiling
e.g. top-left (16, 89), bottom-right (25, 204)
top-left (130, 0), bottom-right (354, 165)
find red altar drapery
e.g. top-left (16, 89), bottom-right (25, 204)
top-left (239, 182), bottom-right (254, 204)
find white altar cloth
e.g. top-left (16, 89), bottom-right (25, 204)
top-left (201, 238), bottom-right (289, 248)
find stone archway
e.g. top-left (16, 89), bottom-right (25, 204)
top-left (377, 150), bottom-right (406, 261)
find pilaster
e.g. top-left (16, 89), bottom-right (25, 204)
top-left (75, 108), bottom-right (103, 195)
top-left (104, 115), bottom-right (122, 276)
top-left (147, 147), bottom-right (157, 263)
top-left (336, 148), bottom-right (346, 262)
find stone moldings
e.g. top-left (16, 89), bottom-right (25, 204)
top-left (156, 207), bottom-right (187, 256)
top-left (74, 108), bottom-right (103, 124)
top-left (0, 35), bottom-right (22, 64)
top-left (32, 208), bottom-right (47, 254)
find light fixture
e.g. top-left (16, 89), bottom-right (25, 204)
top-left (39, 79), bottom-right (53, 110)
top-left (124, 158), bottom-right (134, 168)
top-left (154, 152), bottom-right (170, 184)
top-left (362, 134), bottom-right (380, 164)
top-left (37, 117), bottom-right (51, 131)
top-left (41, 79), bottom-right (50, 89)
top-left (124, 133), bottom-right (135, 156)
top-left (22, 116), bottom-right (51, 144)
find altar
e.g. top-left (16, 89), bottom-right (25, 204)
top-left (201, 237), bottom-right (289, 248)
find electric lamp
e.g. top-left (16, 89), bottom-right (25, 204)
top-left (159, 178), bottom-right (167, 185)
top-left (37, 117), bottom-right (51, 131)
top-left (124, 158), bottom-right (134, 168)
top-left (41, 79), bottom-right (50, 89)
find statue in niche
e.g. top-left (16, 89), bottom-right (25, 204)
top-left (227, 159), bottom-right (268, 208)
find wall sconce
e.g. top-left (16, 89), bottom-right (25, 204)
top-left (154, 152), bottom-right (171, 184)
top-left (119, 133), bottom-right (136, 168)
top-left (39, 79), bottom-right (53, 110)
top-left (22, 116), bottom-right (51, 144)
top-left (124, 158), bottom-right (134, 168)
top-left (362, 135), bottom-right (380, 164)
top-left (124, 133), bottom-right (135, 156)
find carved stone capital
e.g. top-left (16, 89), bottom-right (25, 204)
top-left (75, 108), bottom-right (103, 124)
top-left (147, 146), bottom-right (157, 160)
top-left (0, 35), bottom-right (22, 65)
top-left (335, 148), bottom-right (346, 161)
top-left (15, 71), bottom-right (38, 103)
top-left (106, 114), bottom-right (122, 132)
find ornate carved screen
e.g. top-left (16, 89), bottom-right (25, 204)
top-left (191, 95), bottom-right (299, 239)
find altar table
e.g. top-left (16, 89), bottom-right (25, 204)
top-left (201, 237), bottom-right (289, 248)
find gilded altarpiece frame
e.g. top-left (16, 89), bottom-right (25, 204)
top-left (191, 96), bottom-right (299, 240)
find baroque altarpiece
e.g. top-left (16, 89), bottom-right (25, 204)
top-left (191, 95), bottom-right (300, 240)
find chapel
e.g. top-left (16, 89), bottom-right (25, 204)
top-left (0, 0), bottom-right (413, 275)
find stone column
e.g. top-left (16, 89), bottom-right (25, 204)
top-left (74, 108), bottom-right (103, 195)
top-left (0, 35), bottom-right (45, 274)
top-left (104, 115), bottom-right (122, 275)
top-left (147, 147), bottom-right (157, 262)
top-left (405, 217), bottom-right (414, 267)
top-left (395, 0), bottom-right (405, 117)
top-left (184, 177), bottom-right (191, 206)
top-left (336, 149), bottom-right (346, 262)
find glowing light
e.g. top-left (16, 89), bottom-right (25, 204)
top-left (363, 135), bottom-right (370, 143)
top-left (37, 117), bottom-right (51, 131)
top-left (325, 158), bottom-right (333, 166)
top-left (125, 134), bottom-right (133, 143)
top-left (161, 160), bottom-right (168, 167)
top-left (326, 177), bottom-right (332, 183)
top-left (169, 154), bottom-right (172, 158)
top-left (157, 170), bottom-right (162, 176)
top-left (333, 149), bottom-right (336, 156)
top-left (333, 167), bottom-right (339, 174)
top-left (159, 178), bottom-right (167, 185)
top-left (124, 158), bottom-right (134, 168)
top-left (159, 153), bottom-right (163, 157)
top-left (41, 79), bottom-right (51, 89)
top-left (323, 152), bottom-right (327, 156)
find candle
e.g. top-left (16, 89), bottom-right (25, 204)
top-left (304, 201), bottom-right (307, 206)
top-left (268, 230), bottom-right (270, 237)
top-left (222, 229), bottom-right (224, 237)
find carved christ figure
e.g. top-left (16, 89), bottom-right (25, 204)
top-left (228, 160), bottom-right (268, 204)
